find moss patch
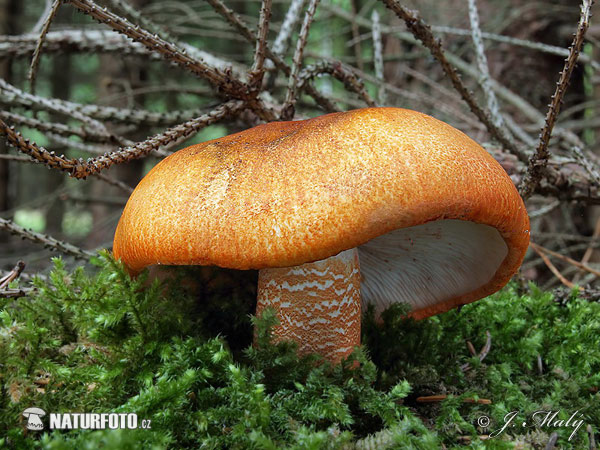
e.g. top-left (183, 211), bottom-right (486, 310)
top-left (0, 253), bottom-right (598, 449)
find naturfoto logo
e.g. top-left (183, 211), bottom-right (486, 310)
top-left (22, 408), bottom-right (151, 431)
top-left (23, 407), bottom-right (46, 430)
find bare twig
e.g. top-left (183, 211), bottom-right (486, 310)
top-left (0, 29), bottom-right (245, 75)
top-left (0, 119), bottom-right (82, 173)
top-left (298, 61), bottom-right (376, 107)
top-left (63, 0), bottom-right (235, 89)
top-left (62, 0), bottom-right (275, 121)
top-left (466, 340), bottom-right (477, 356)
top-left (431, 25), bottom-right (600, 71)
top-left (29, 0), bottom-right (61, 94)
top-left (573, 146), bottom-right (600, 186)
top-left (1, 111), bottom-right (129, 146)
top-left (32, 0), bottom-right (53, 33)
top-left (0, 78), bottom-right (110, 136)
top-left (461, 330), bottom-right (491, 371)
top-left (371, 10), bottom-right (386, 105)
top-left (282, 0), bottom-right (322, 120)
top-left (104, 0), bottom-right (174, 41)
top-left (93, 172), bottom-right (134, 194)
top-left (379, 0), bottom-right (525, 161)
top-left (272, 0), bottom-right (307, 56)
top-left (588, 425), bottom-right (597, 450)
top-left (580, 216), bottom-right (600, 267)
top-left (249, 0), bottom-right (273, 90)
top-left (0, 217), bottom-right (94, 259)
top-left (531, 242), bottom-right (600, 278)
top-left (519, 0), bottom-right (594, 199)
top-left (206, 0), bottom-right (336, 113)
top-left (0, 261), bottom-right (26, 289)
top-left (349, 0), bottom-right (364, 72)
top-left (0, 79), bottom-right (206, 126)
top-left (478, 330), bottom-right (492, 361)
top-left (530, 243), bottom-right (578, 289)
top-left (0, 154), bottom-right (36, 163)
top-left (467, 0), bottom-right (504, 129)
top-left (0, 287), bottom-right (34, 299)
top-left (415, 395), bottom-right (492, 404)
top-left (1, 101), bottom-right (244, 178)
top-left (529, 199), bottom-right (561, 218)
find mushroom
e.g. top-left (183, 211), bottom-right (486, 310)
top-left (113, 108), bottom-right (529, 364)
top-left (23, 407), bottom-right (46, 430)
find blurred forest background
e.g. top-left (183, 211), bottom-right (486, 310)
top-left (0, 0), bottom-right (598, 295)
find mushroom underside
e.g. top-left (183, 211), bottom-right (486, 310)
top-left (358, 219), bottom-right (508, 316)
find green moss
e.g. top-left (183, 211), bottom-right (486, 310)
top-left (0, 254), bottom-right (598, 449)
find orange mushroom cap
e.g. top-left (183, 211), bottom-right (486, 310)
top-left (113, 107), bottom-right (529, 320)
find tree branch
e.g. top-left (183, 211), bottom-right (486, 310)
top-left (29, 0), bottom-right (61, 94)
top-left (379, 0), bottom-right (526, 161)
top-left (1, 100), bottom-right (245, 178)
top-left (282, 0), bottom-right (321, 120)
top-left (519, 0), bottom-right (594, 199)
top-left (0, 217), bottom-right (95, 259)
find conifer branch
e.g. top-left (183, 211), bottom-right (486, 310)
top-left (28, 0), bottom-right (61, 94)
top-left (519, 0), bottom-right (594, 199)
top-left (206, 0), bottom-right (337, 113)
top-left (0, 101), bottom-right (244, 178)
top-left (379, 0), bottom-right (525, 161)
top-left (298, 61), bottom-right (376, 107)
top-left (0, 217), bottom-right (95, 259)
top-left (249, 0), bottom-right (273, 90)
top-left (467, 0), bottom-right (504, 129)
top-left (1, 30), bottom-right (245, 74)
top-left (282, 0), bottom-right (321, 120)
top-left (62, 0), bottom-right (275, 121)
top-left (371, 10), bottom-right (385, 105)
top-left (272, 0), bottom-right (307, 57)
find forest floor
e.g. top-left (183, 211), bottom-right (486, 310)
top-left (0, 253), bottom-right (599, 449)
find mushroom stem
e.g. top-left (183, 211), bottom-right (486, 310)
top-left (256, 248), bottom-right (361, 364)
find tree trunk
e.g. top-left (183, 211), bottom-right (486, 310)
top-left (0, 0), bottom-right (20, 216)
top-left (45, 53), bottom-right (71, 236)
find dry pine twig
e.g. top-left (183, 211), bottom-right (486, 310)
top-left (205, 0), bottom-right (337, 113)
top-left (0, 261), bottom-right (26, 289)
top-left (379, 0), bottom-right (527, 163)
top-left (0, 101), bottom-right (244, 178)
top-left (461, 330), bottom-right (491, 372)
top-left (0, 217), bottom-right (94, 260)
top-left (415, 395), bottom-right (492, 405)
top-left (298, 61), bottom-right (376, 107)
top-left (530, 241), bottom-right (600, 279)
top-left (281, 0), bottom-right (322, 120)
top-left (248, 0), bottom-right (273, 90)
top-left (28, 0), bottom-right (61, 93)
top-left (519, 0), bottom-right (594, 198)
top-left (62, 0), bottom-right (276, 122)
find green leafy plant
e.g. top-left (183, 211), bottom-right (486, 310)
top-left (0, 254), bottom-right (598, 449)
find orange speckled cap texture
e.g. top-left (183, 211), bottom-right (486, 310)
top-left (113, 107), bottom-right (529, 317)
